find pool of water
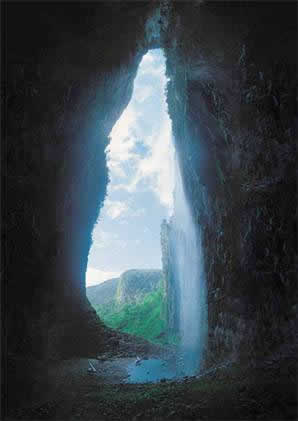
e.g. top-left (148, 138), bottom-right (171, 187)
top-left (125, 358), bottom-right (179, 383)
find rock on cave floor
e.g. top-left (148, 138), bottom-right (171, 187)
top-left (7, 331), bottom-right (298, 420)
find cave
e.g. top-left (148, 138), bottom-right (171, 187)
top-left (2, 1), bottom-right (297, 419)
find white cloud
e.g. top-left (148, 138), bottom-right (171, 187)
top-left (131, 207), bottom-right (146, 217)
top-left (105, 199), bottom-right (129, 219)
top-left (103, 50), bottom-right (175, 212)
top-left (110, 179), bottom-right (138, 194)
top-left (104, 49), bottom-right (175, 213)
top-left (106, 104), bottom-right (141, 185)
top-left (140, 65), bottom-right (164, 77)
top-left (107, 106), bottom-right (139, 162)
top-left (135, 85), bottom-right (153, 103)
top-left (118, 219), bottom-right (129, 226)
top-left (86, 267), bottom-right (121, 287)
top-left (136, 116), bottom-right (175, 209)
top-left (108, 160), bottom-right (126, 178)
top-left (111, 115), bottom-right (175, 211)
top-left (139, 52), bottom-right (164, 77)
top-left (92, 229), bottom-right (126, 249)
top-left (92, 229), bottom-right (117, 248)
top-left (142, 52), bottom-right (154, 64)
top-left (109, 105), bottom-right (137, 143)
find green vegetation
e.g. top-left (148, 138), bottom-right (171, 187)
top-left (116, 269), bottom-right (163, 306)
top-left (88, 269), bottom-right (179, 345)
top-left (94, 287), bottom-right (178, 345)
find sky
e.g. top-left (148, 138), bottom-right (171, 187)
top-left (86, 49), bottom-right (175, 287)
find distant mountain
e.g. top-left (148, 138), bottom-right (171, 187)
top-left (86, 277), bottom-right (119, 307)
top-left (86, 269), bottom-right (163, 308)
top-left (87, 269), bottom-right (169, 345)
top-left (116, 269), bottom-right (163, 305)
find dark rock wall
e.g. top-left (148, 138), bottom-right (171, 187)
top-left (3, 1), bottom-right (156, 359)
top-left (163, 1), bottom-right (297, 365)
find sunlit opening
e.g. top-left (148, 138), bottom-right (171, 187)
top-left (87, 49), bottom-right (174, 287)
top-left (86, 48), bottom-right (207, 379)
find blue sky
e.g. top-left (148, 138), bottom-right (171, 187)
top-left (86, 49), bottom-right (175, 286)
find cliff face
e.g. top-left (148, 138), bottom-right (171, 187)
top-left (160, 219), bottom-right (180, 334)
top-left (162, 1), bottom-right (297, 365)
top-left (116, 270), bottom-right (163, 306)
top-left (86, 270), bottom-right (163, 309)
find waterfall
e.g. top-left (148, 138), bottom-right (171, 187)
top-left (170, 155), bottom-right (207, 376)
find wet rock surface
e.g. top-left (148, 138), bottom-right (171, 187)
top-left (162, 1), bottom-right (297, 366)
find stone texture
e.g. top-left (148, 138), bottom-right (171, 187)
top-left (3, 1), bottom-right (156, 359)
top-left (162, 1), bottom-right (297, 366)
top-left (116, 270), bottom-right (163, 306)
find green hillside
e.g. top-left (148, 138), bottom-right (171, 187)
top-left (88, 269), bottom-right (178, 345)
top-left (86, 269), bottom-right (163, 308)
top-left (116, 269), bottom-right (164, 305)
top-left (93, 287), bottom-right (178, 346)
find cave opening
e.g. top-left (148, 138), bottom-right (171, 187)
top-left (86, 48), bottom-right (175, 348)
top-left (86, 47), bottom-right (207, 380)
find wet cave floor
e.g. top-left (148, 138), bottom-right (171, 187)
top-left (7, 331), bottom-right (298, 420)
